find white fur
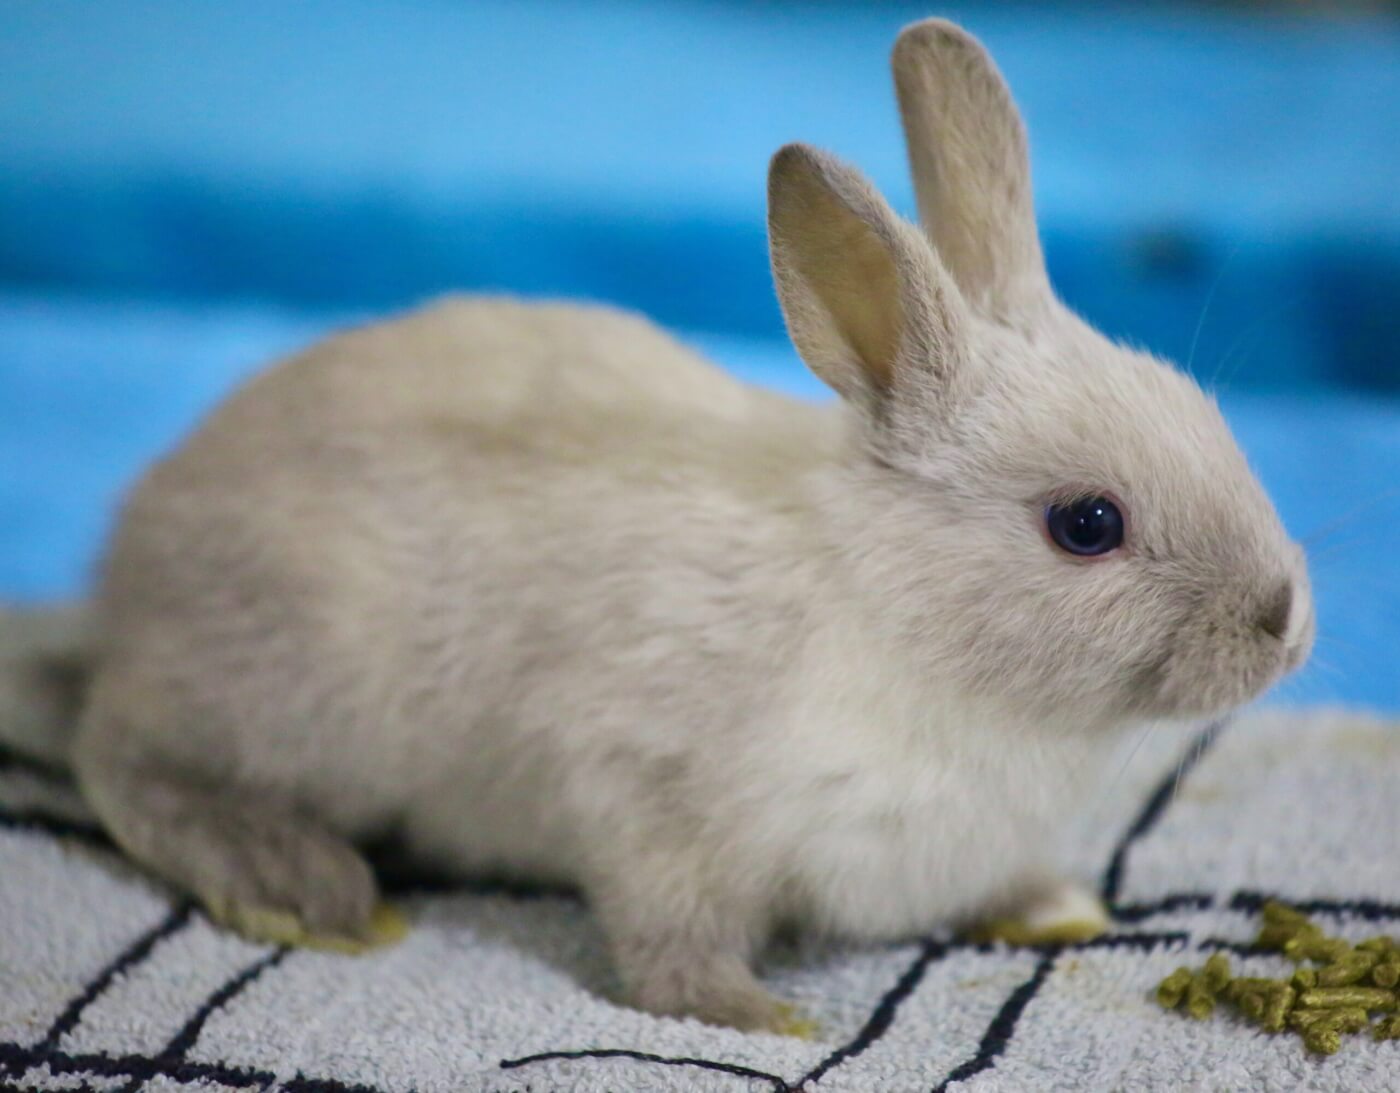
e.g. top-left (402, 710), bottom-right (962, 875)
top-left (2, 19), bottom-right (1312, 1031)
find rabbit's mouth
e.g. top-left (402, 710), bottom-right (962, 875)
top-left (1137, 602), bottom-right (1314, 721)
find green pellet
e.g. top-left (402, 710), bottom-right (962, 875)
top-left (1262, 901), bottom-right (1312, 927)
top-left (1156, 967), bottom-right (1193, 1009)
top-left (1256, 924), bottom-right (1296, 951)
top-left (1225, 977), bottom-right (1295, 1031)
top-left (1263, 921), bottom-right (1315, 954)
top-left (1290, 1006), bottom-right (1369, 1054)
top-left (1289, 1009), bottom-right (1325, 1031)
top-left (1298, 987), bottom-right (1398, 1012)
top-left (1235, 992), bottom-right (1266, 1021)
top-left (1201, 953), bottom-right (1232, 992)
top-left (1226, 976), bottom-right (1281, 1000)
top-left (1285, 934), bottom-right (1351, 964)
top-left (1301, 1020), bottom-right (1348, 1055)
top-left (1226, 974), bottom-right (1282, 1002)
top-left (1302, 1027), bottom-right (1342, 1055)
top-left (1185, 977), bottom-right (1218, 1020)
top-left (1260, 984), bottom-right (1296, 1033)
top-left (1180, 954), bottom-right (1232, 1020)
top-left (1257, 903), bottom-right (1321, 956)
top-left (1374, 1015), bottom-right (1400, 1042)
top-left (1157, 903), bottom-right (1400, 1055)
top-left (1373, 959), bottom-right (1400, 989)
top-left (1317, 951), bottom-right (1379, 987)
top-left (1290, 1006), bottom-right (1369, 1031)
top-left (1333, 1008), bottom-right (1370, 1033)
top-left (1258, 922), bottom-right (1318, 953)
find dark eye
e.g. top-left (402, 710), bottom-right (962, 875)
top-left (1045, 496), bottom-right (1125, 557)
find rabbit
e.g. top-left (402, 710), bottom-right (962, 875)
top-left (3, 19), bottom-right (1313, 1034)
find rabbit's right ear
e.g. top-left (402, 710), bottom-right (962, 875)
top-left (767, 143), bottom-right (969, 421)
top-left (892, 20), bottom-right (1050, 319)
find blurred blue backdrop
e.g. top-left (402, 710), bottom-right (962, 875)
top-left (1, 1), bottom-right (1397, 710)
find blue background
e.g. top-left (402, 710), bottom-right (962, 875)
top-left (1, 1), bottom-right (1397, 710)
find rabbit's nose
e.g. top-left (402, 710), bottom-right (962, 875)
top-left (1256, 580), bottom-right (1293, 642)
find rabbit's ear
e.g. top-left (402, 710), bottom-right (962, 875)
top-left (892, 19), bottom-right (1049, 319)
top-left (767, 143), bottom-right (968, 416)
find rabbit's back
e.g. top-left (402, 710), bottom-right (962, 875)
top-left (203, 296), bottom-right (783, 441)
top-left (89, 297), bottom-right (837, 836)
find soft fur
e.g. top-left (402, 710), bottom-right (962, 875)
top-left (0, 20), bottom-right (1312, 1033)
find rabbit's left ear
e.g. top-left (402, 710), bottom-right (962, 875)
top-left (767, 142), bottom-right (970, 423)
top-left (892, 19), bottom-right (1050, 320)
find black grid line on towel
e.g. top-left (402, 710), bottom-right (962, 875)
top-left (0, 1041), bottom-right (275, 1089)
top-left (932, 948), bottom-right (1060, 1093)
top-left (0, 919), bottom-right (1389, 1093)
top-left (794, 937), bottom-right (951, 1089)
top-left (8, 714), bottom-right (1400, 1092)
top-left (1100, 719), bottom-right (1224, 910)
top-left (0, 768), bottom-right (292, 1092)
top-left (0, 802), bottom-right (108, 845)
top-left (0, 743), bottom-right (65, 780)
top-left (109, 946), bottom-right (291, 1093)
top-left (494, 934), bottom-right (965, 1092)
top-left (0, 898), bottom-right (195, 1088)
top-left (0, 744), bottom-right (114, 849)
top-left (927, 720), bottom-right (1225, 1092)
top-left (501, 1047), bottom-right (791, 1091)
top-left (21, 902), bottom-right (196, 1065)
top-left (279, 1077), bottom-right (396, 1093)
top-left (497, 721), bottom-right (1232, 1091)
top-left (1228, 890), bottom-right (1400, 922)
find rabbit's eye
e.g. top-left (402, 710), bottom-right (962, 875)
top-left (1045, 496), bottom-right (1124, 557)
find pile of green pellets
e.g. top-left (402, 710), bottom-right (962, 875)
top-left (1155, 901), bottom-right (1400, 1055)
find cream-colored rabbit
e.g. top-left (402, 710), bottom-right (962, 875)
top-left (6, 20), bottom-right (1312, 1033)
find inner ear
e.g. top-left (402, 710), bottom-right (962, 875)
top-left (792, 189), bottom-right (906, 390)
top-left (768, 143), bottom-right (971, 419)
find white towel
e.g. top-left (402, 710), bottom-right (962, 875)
top-left (3, 707), bottom-right (1398, 1092)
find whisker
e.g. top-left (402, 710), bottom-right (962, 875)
top-left (1216, 323), bottom-right (1271, 395)
top-left (1315, 633), bottom-right (1362, 655)
top-left (1099, 718), bottom-right (1158, 806)
top-left (1168, 756), bottom-right (1187, 810)
top-left (1305, 655), bottom-right (1345, 680)
top-left (1075, 727), bottom-right (1151, 839)
top-left (1302, 486), bottom-right (1400, 549)
top-left (1307, 538), bottom-right (1376, 567)
top-left (1189, 243), bottom-right (1242, 385)
top-left (1168, 729), bottom-right (1210, 810)
top-left (1292, 652), bottom-right (1348, 687)
top-left (1208, 290), bottom-right (1306, 395)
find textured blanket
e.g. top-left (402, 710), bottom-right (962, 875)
top-left (3, 708), bottom-right (1398, 1092)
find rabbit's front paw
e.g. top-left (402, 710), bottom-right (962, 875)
top-left (966, 880), bottom-right (1110, 946)
top-left (207, 898), bottom-right (408, 953)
